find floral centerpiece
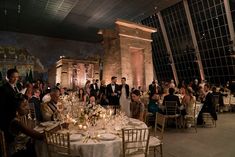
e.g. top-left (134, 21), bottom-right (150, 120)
top-left (79, 103), bottom-right (106, 126)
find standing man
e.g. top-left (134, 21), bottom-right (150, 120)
top-left (106, 76), bottom-right (120, 114)
top-left (90, 79), bottom-right (99, 98)
top-left (0, 68), bottom-right (20, 142)
top-left (148, 79), bottom-right (160, 96)
top-left (119, 77), bottom-right (130, 116)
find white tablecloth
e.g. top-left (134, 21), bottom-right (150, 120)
top-left (195, 102), bottom-right (203, 118)
top-left (35, 118), bottom-right (147, 157)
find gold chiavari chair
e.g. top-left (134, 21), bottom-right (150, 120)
top-left (212, 95), bottom-right (220, 113)
top-left (18, 115), bottom-right (36, 129)
top-left (184, 102), bottom-right (198, 133)
top-left (44, 130), bottom-right (73, 157)
top-left (28, 102), bottom-right (37, 121)
top-left (230, 95), bottom-right (235, 112)
top-left (0, 129), bottom-right (7, 157)
top-left (149, 113), bottom-right (166, 157)
top-left (164, 101), bottom-right (180, 129)
top-left (202, 113), bottom-right (216, 127)
top-left (122, 128), bottom-right (150, 157)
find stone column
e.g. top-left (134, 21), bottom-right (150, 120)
top-left (100, 29), bottom-right (122, 84)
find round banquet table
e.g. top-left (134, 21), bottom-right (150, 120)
top-left (35, 118), bottom-right (147, 157)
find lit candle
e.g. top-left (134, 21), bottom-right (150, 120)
top-left (78, 124), bottom-right (83, 129)
top-left (83, 125), bottom-right (87, 130)
top-left (109, 110), bottom-right (112, 116)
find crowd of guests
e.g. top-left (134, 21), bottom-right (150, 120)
top-left (0, 69), bottom-right (44, 157)
top-left (0, 68), bottom-right (232, 157)
top-left (146, 79), bottom-right (232, 127)
top-left (0, 69), bottom-right (144, 157)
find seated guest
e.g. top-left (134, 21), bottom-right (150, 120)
top-left (78, 88), bottom-right (86, 103)
top-left (211, 86), bottom-right (224, 112)
top-left (182, 87), bottom-right (196, 116)
top-left (29, 88), bottom-right (42, 122)
top-left (100, 94), bottom-right (109, 107)
top-left (41, 88), bottom-right (60, 121)
top-left (197, 84), bottom-right (217, 124)
top-left (148, 93), bottom-right (160, 126)
top-left (87, 95), bottom-right (96, 106)
top-left (162, 88), bottom-right (181, 108)
top-left (197, 86), bottom-right (205, 102)
top-left (130, 90), bottom-right (145, 122)
top-left (148, 93), bottom-right (160, 115)
top-left (9, 94), bottom-right (44, 157)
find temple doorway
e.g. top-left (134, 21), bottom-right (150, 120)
top-left (130, 47), bottom-right (145, 89)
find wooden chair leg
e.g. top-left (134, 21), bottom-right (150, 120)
top-left (175, 117), bottom-right (178, 129)
top-left (194, 119), bottom-right (197, 133)
top-left (160, 144), bottom-right (163, 157)
top-left (154, 147), bottom-right (156, 157)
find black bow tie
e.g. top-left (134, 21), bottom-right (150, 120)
top-left (14, 86), bottom-right (18, 93)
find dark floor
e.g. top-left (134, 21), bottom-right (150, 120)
top-left (149, 113), bottom-right (235, 157)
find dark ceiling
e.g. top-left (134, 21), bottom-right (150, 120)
top-left (0, 0), bottom-right (180, 42)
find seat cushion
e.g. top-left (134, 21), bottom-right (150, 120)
top-left (149, 136), bottom-right (162, 147)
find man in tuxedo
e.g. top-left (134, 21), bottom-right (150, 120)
top-left (197, 84), bottom-right (217, 124)
top-left (0, 68), bottom-right (20, 142)
top-left (90, 79), bottom-right (99, 98)
top-left (162, 88), bottom-right (181, 115)
top-left (106, 76), bottom-right (120, 113)
top-left (163, 88), bottom-right (181, 107)
top-left (148, 79), bottom-right (162, 96)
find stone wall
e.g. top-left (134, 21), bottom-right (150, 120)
top-left (101, 19), bottom-right (156, 89)
top-left (101, 29), bottom-right (122, 84)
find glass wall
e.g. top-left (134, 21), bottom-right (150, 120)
top-left (161, 2), bottom-right (200, 84)
top-left (189, 0), bottom-right (235, 85)
top-left (142, 0), bottom-right (235, 85)
top-left (141, 14), bottom-right (174, 83)
top-left (230, 0), bottom-right (235, 28)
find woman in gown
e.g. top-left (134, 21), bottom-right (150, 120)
top-left (119, 77), bottom-right (130, 116)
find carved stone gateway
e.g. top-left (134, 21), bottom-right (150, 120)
top-left (52, 58), bottom-right (99, 89)
top-left (100, 19), bottom-right (157, 90)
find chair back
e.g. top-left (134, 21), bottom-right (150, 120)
top-left (165, 101), bottom-right (178, 115)
top-left (18, 115), bottom-right (36, 129)
top-left (212, 95), bottom-right (219, 106)
top-left (122, 128), bottom-right (150, 157)
top-left (154, 113), bottom-right (165, 139)
top-left (223, 95), bottom-right (230, 105)
top-left (28, 102), bottom-right (37, 121)
top-left (44, 130), bottom-right (70, 157)
top-left (230, 96), bottom-right (235, 104)
top-left (0, 130), bottom-right (7, 157)
top-left (194, 102), bottom-right (203, 118)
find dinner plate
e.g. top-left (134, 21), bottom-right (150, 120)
top-left (122, 126), bottom-right (134, 129)
top-left (129, 119), bottom-right (142, 125)
top-left (70, 134), bottom-right (82, 141)
top-left (34, 126), bottom-right (45, 133)
top-left (40, 121), bottom-right (56, 127)
top-left (98, 133), bottom-right (116, 141)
